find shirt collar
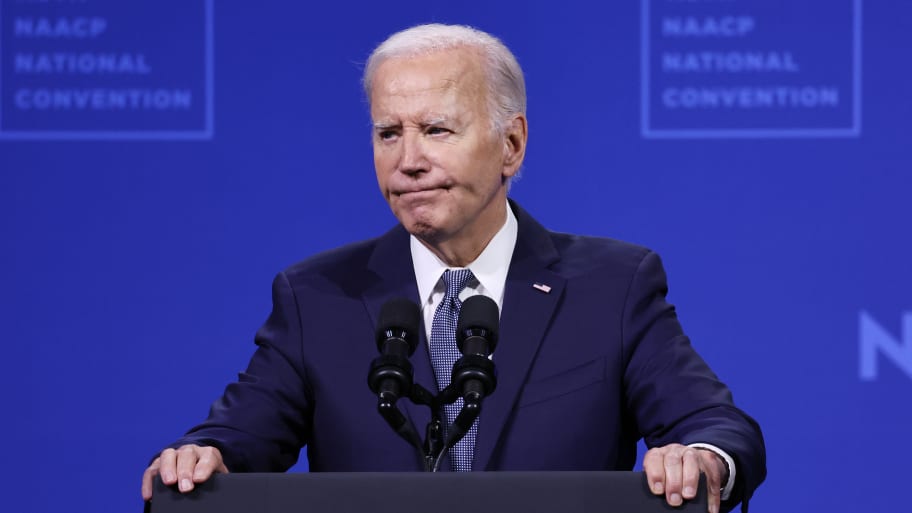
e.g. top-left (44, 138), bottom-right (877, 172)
top-left (411, 202), bottom-right (518, 307)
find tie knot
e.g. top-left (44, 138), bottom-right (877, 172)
top-left (442, 268), bottom-right (474, 300)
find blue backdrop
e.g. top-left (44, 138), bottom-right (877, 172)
top-left (2, 1), bottom-right (909, 512)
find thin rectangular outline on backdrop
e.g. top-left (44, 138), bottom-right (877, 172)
top-left (0, 0), bottom-right (214, 141)
top-left (640, 0), bottom-right (862, 139)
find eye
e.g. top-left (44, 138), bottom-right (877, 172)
top-left (377, 129), bottom-right (398, 141)
top-left (426, 126), bottom-right (450, 136)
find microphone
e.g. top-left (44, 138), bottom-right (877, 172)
top-left (368, 298), bottom-right (421, 403)
top-left (453, 294), bottom-right (499, 401)
top-left (367, 298), bottom-right (423, 450)
top-left (457, 294), bottom-right (499, 354)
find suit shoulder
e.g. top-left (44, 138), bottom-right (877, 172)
top-left (280, 236), bottom-right (380, 285)
top-left (547, 231), bottom-right (656, 277)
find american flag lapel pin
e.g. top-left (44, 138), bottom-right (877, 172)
top-left (532, 282), bottom-right (552, 294)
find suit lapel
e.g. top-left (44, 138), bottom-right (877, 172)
top-left (473, 202), bottom-right (565, 470)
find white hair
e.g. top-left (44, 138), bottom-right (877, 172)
top-left (363, 23), bottom-right (527, 134)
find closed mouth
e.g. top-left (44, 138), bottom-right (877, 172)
top-left (396, 186), bottom-right (448, 196)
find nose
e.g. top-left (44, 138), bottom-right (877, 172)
top-left (399, 129), bottom-right (429, 176)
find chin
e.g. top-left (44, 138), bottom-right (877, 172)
top-left (403, 219), bottom-right (445, 242)
top-left (395, 206), bottom-right (443, 237)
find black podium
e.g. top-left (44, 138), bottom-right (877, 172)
top-left (150, 472), bottom-right (706, 513)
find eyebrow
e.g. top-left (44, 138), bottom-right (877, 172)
top-left (422, 116), bottom-right (449, 126)
top-left (372, 115), bottom-right (452, 131)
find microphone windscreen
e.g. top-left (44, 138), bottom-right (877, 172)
top-left (457, 295), bottom-right (499, 351)
top-left (376, 298), bottom-right (421, 354)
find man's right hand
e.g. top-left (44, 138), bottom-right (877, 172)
top-left (141, 445), bottom-right (229, 501)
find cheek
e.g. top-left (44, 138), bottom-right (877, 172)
top-left (373, 152), bottom-right (393, 190)
top-left (463, 136), bottom-right (503, 176)
top-left (462, 156), bottom-right (501, 191)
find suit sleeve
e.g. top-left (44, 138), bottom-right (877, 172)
top-left (621, 251), bottom-right (766, 512)
top-left (167, 271), bottom-right (312, 472)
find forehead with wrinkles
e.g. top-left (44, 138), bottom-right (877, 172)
top-left (370, 48), bottom-right (491, 123)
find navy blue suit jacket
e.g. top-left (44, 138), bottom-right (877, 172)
top-left (173, 201), bottom-right (765, 510)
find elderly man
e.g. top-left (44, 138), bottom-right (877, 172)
top-left (142, 24), bottom-right (765, 513)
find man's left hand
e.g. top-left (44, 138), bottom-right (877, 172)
top-left (643, 444), bottom-right (727, 513)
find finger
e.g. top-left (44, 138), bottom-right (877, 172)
top-left (707, 480), bottom-right (721, 513)
top-left (175, 445), bottom-right (201, 493)
top-left (663, 446), bottom-right (685, 506)
top-left (699, 452), bottom-right (723, 513)
top-left (159, 449), bottom-right (178, 485)
top-left (642, 448), bottom-right (667, 495)
top-left (192, 447), bottom-right (226, 483)
top-left (141, 458), bottom-right (161, 501)
top-left (681, 447), bottom-right (700, 499)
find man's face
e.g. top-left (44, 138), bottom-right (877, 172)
top-left (370, 48), bottom-right (522, 256)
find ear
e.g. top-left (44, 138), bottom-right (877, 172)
top-left (501, 114), bottom-right (528, 178)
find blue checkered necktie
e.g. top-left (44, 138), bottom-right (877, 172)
top-left (429, 268), bottom-right (478, 471)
